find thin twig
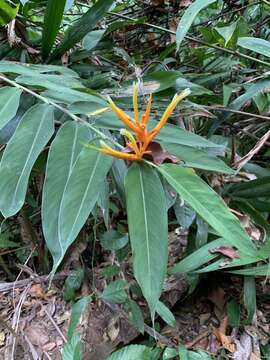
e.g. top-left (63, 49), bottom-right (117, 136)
top-left (108, 12), bottom-right (270, 67)
top-left (43, 307), bottom-right (67, 343)
top-left (203, 105), bottom-right (270, 122)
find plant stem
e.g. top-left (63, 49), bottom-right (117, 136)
top-left (0, 74), bottom-right (123, 149)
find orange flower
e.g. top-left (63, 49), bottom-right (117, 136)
top-left (99, 84), bottom-right (191, 161)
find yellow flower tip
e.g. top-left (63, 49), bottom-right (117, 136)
top-left (120, 128), bottom-right (140, 156)
top-left (142, 93), bottom-right (153, 125)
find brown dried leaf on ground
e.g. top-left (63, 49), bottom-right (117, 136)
top-left (213, 316), bottom-right (236, 353)
top-left (209, 246), bottom-right (240, 259)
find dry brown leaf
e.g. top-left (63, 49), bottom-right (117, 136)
top-left (209, 246), bottom-right (240, 259)
top-left (213, 317), bottom-right (236, 353)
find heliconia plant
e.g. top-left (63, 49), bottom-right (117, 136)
top-left (0, 70), bottom-right (266, 317)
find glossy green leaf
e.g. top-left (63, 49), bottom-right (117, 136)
top-left (82, 30), bottom-right (105, 50)
top-left (0, 87), bottom-right (22, 131)
top-left (42, 0), bottom-right (66, 58)
top-left (55, 145), bottom-right (113, 271)
top-left (227, 176), bottom-right (270, 198)
top-left (238, 37), bottom-right (270, 58)
top-left (176, 0), bottom-right (216, 50)
top-left (228, 264), bottom-right (270, 276)
top-left (125, 163), bottom-right (168, 315)
top-left (101, 279), bottom-right (128, 304)
top-left (158, 164), bottom-right (256, 256)
top-left (50, 0), bottom-right (114, 60)
top-left (107, 345), bottom-right (152, 360)
top-left (67, 296), bottom-right (92, 341)
top-left (0, 0), bottom-right (19, 25)
top-left (42, 122), bottom-right (91, 272)
top-left (156, 301), bottom-right (176, 327)
top-left (0, 104), bottom-right (54, 218)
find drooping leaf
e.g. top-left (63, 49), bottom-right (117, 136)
top-left (67, 296), bottom-right (92, 341)
top-left (0, 87), bottom-right (22, 131)
top-left (156, 301), bottom-right (176, 327)
top-left (0, 0), bottom-right (19, 26)
top-left (238, 37), bottom-right (270, 58)
top-left (50, 0), bottom-right (114, 60)
top-left (230, 80), bottom-right (270, 110)
top-left (0, 104), bottom-right (54, 218)
top-left (42, 0), bottom-right (66, 58)
top-left (101, 279), bottom-right (128, 304)
top-left (100, 230), bottom-right (129, 251)
top-left (127, 299), bottom-right (144, 334)
top-left (244, 276), bottom-right (256, 324)
top-left (42, 122), bottom-right (91, 271)
top-left (82, 29), bottom-right (105, 51)
top-left (125, 163), bottom-right (168, 315)
top-left (158, 164), bottom-right (257, 256)
top-left (176, 0), bottom-right (216, 50)
top-left (54, 145), bottom-right (113, 271)
top-left (62, 334), bottom-right (82, 360)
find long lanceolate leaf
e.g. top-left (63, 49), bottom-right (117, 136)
top-left (176, 0), bottom-right (216, 51)
top-left (53, 144), bottom-right (113, 272)
top-left (158, 164), bottom-right (257, 257)
top-left (50, 0), bottom-right (114, 60)
top-left (0, 104), bottom-right (54, 218)
top-left (125, 163), bottom-right (168, 315)
top-left (0, 87), bottom-right (22, 131)
top-left (42, 121), bottom-right (91, 270)
top-left (42, 0), bottom-right (66, 58)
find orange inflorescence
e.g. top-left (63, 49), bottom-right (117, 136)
top-left (99, 84), bottom-right (191, 161)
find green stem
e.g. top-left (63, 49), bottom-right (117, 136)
top-left (0, 74), bottom-right (123, 149)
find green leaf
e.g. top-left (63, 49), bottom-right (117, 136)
top-left (215, 21), bottom-right (238, 46)
top-left (171, 238), bottom-right (227, 274)
top-left (163, 347), bottom-right (178, 359)
top-left (64, 269), bottom-right (85, 302)
top-left (244, 276), bottom-right (256, 324)
top-left (158, 164), bottom-right (256, 257)
top-left (228, 264), bottom-right (270, 276)
top-left (156, 301), bottom-right (176, 327)
top-left (230, 80), bottom-right (270, 110)
top-left (127, 299), bottom-right (144, 334)
top-left (227, 176), bottom-right (270, 198)
top-left (227, 300), bottom-right (240, 327)
top-left (82, 30), bottom-right (105, 51)
top-left (0, 87), bottom-right (22, 132)
top-left (176, 0), bottom-right (216, 50)
top-left (67, 296), bottom-right (92, 341)
top-left (125, 163), bottom-right (168, 315)
top-left (42, 122), bottom-right (91, 272)
top-left (0, 0), bottom-right (19, 26)
top-left (107, 345), bottom-right (152, 360)
top-left (238, 37), bottom-right (270, 58)
top-left (50, 0), bottom-right (114, 60)
top-left (101, 279), bottom-right (128, 304)
top-left (100, 230), bottom-right (129, 251)
top-left (163, 143), bottom-right (234, 174)
top-left (42, 0), bottom-right (66, 58)
top-left (0, 104), bottom-right (54, 218)
top-left (55, 145), bottom-right (113, 271)
top-left (62, 334), bottom-right (82, 360)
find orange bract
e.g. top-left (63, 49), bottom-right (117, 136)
top-left (99, 84), bottom-right (191, 161)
